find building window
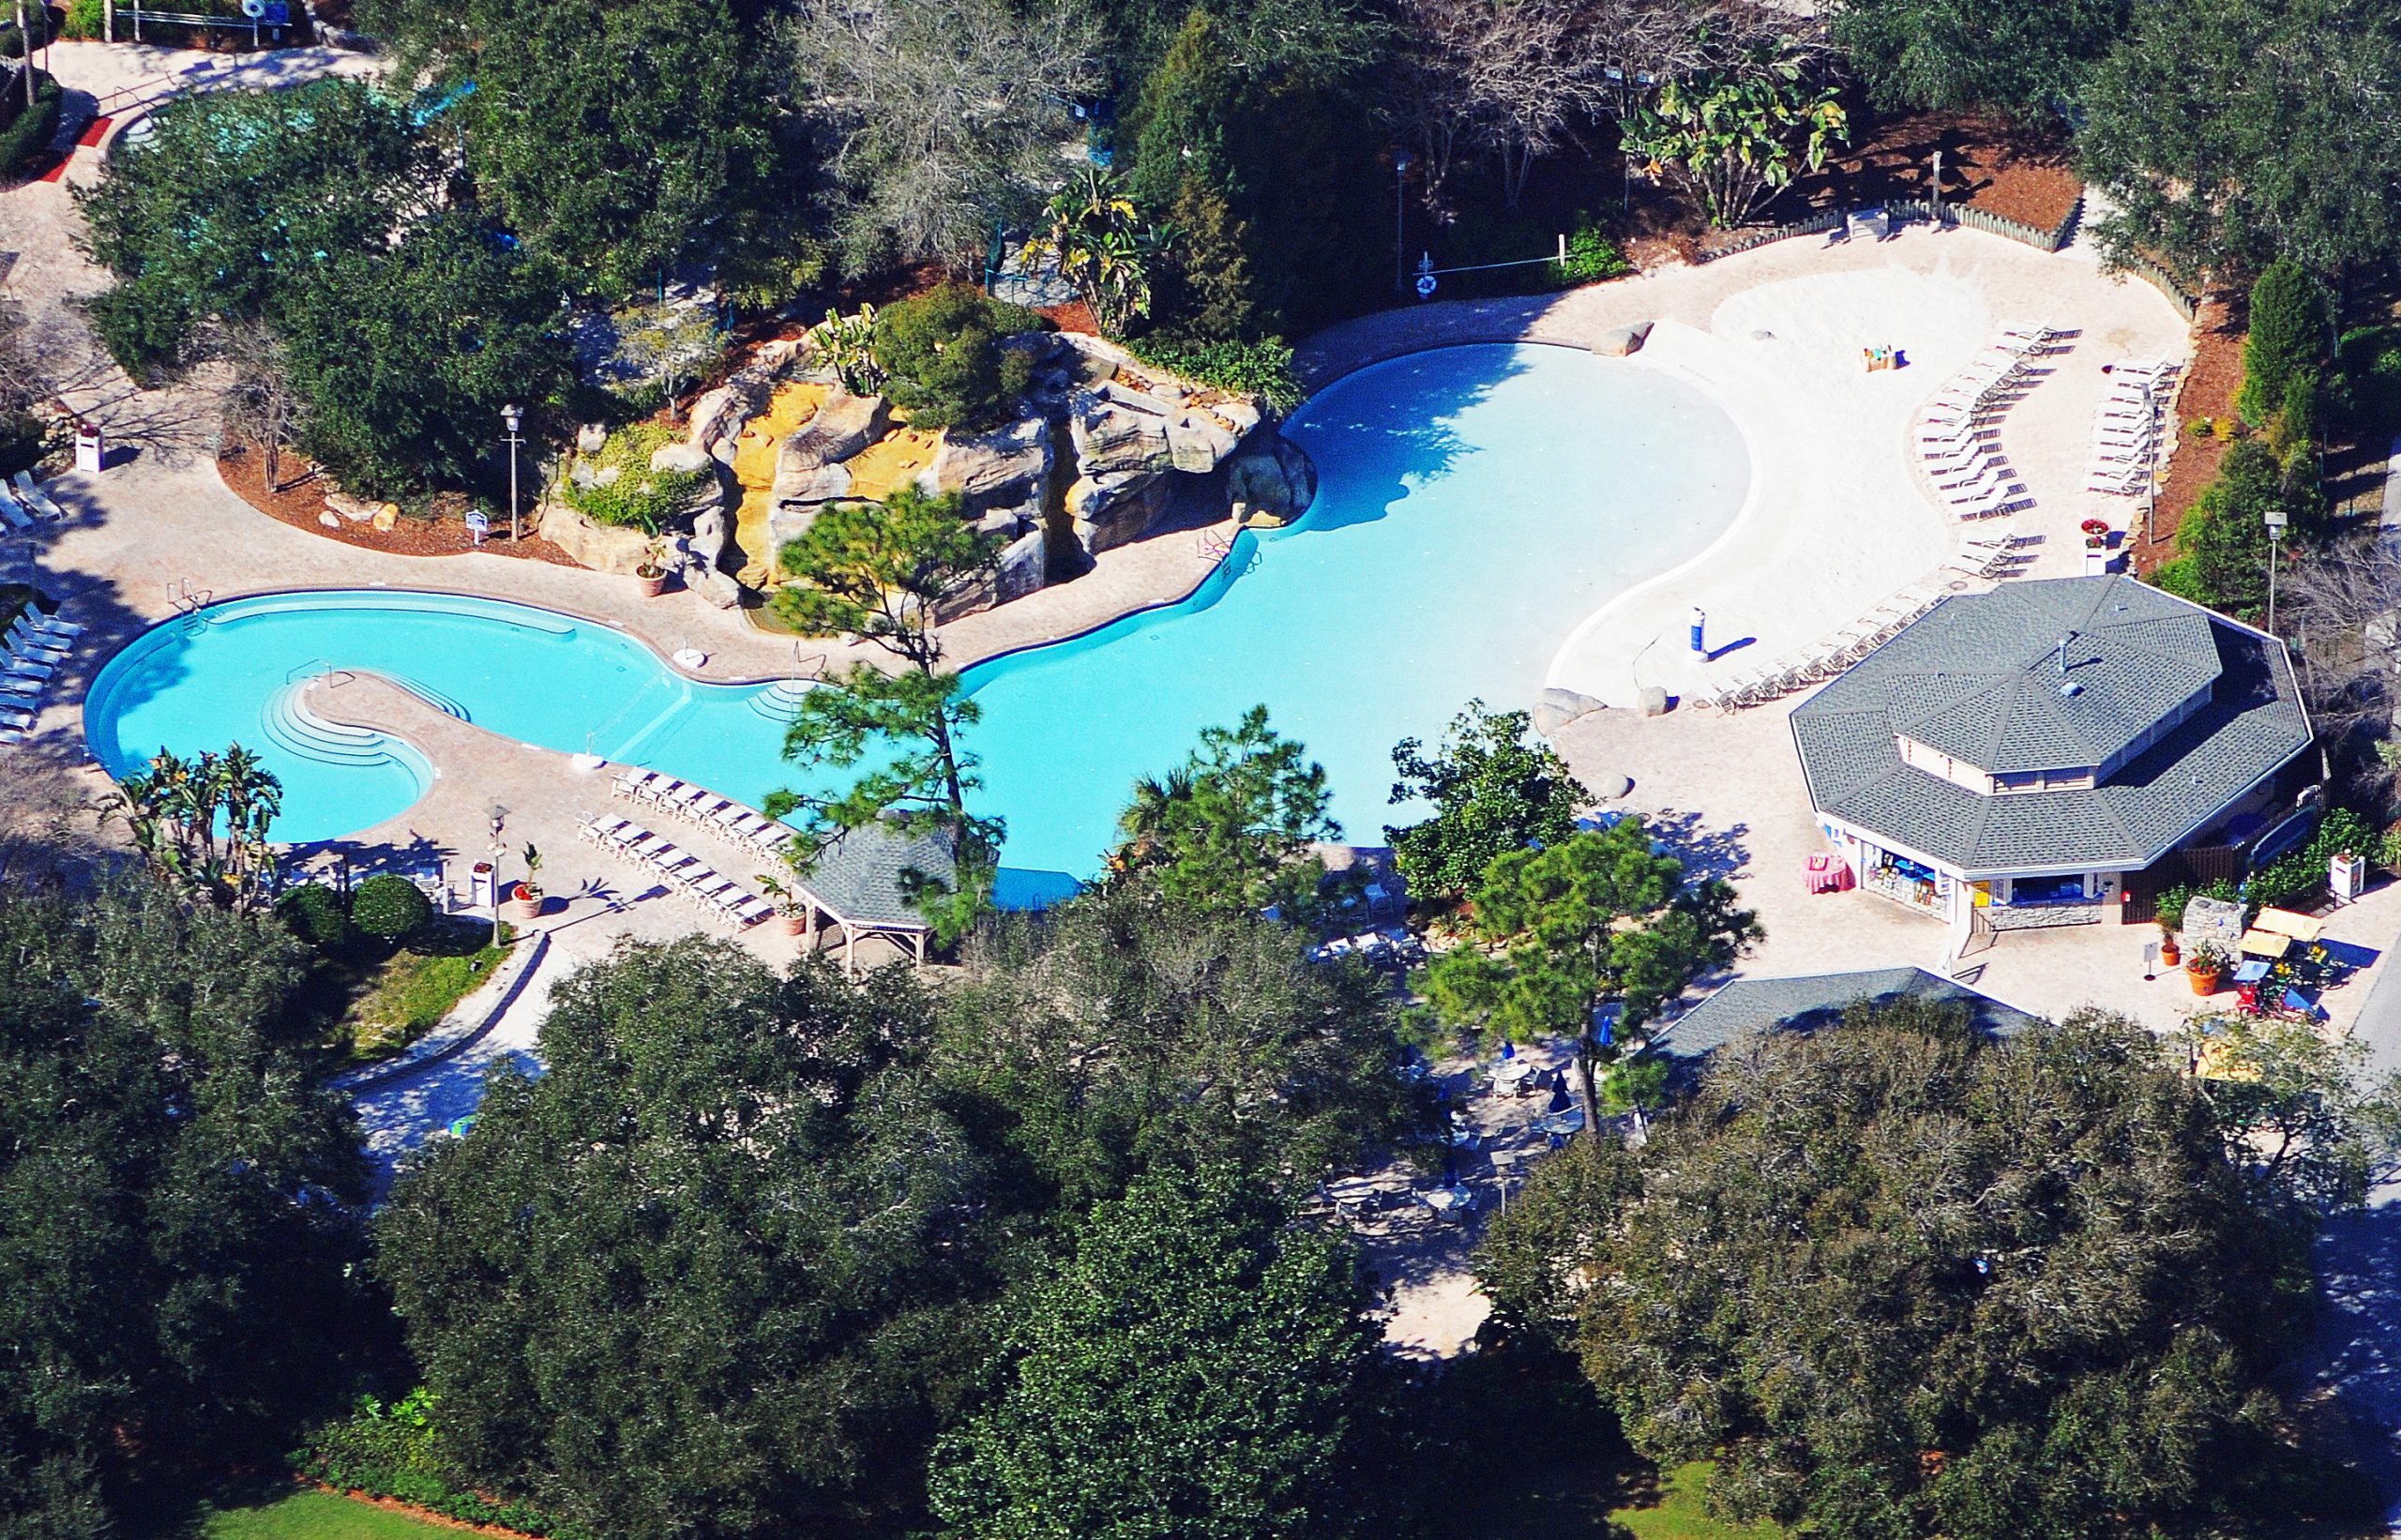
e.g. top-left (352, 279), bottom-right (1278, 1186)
top-left (2009, 873), bottom-right (2090, 906)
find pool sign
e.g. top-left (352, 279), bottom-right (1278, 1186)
top-left (465, 510), bottom-right (491, 546)
top-left (1414, 253), bottom-right (1437, 299)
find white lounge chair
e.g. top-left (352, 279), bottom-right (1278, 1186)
top-left (13, 473), bottom-right (64, 521)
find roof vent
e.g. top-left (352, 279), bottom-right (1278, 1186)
top-left (2059, 680), bottom-right (2084, 698)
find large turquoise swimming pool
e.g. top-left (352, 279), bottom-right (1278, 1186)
top-left (87, 343), bottom-right (1748, 892)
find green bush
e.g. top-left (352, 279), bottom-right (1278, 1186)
top-left (2236, 259), bottom-right (2327, 428)
top-left (2155, 883), bottom-right (2193, 931)
top-left (297, 1390), bottom-right (593, 1540)
top-left (870, 283), bottom-right (1039, 431)
top-left (1128, 335), bottom-right (1304, 414)
top-left (2246, 807), bottom-right (2375, 910)
top-left (563, 421), bottom-right (708, 534)
top-left (1551, 216), bottom-right (1634, 285)
top-left (277, 883), bottom-right (353, 950)
top-left (0, 6), bottom-right (58, 54)
top-left (350, 874), bottom-right (432, 942)
top-left (2332, 325), bottom-right (2401, 433)
top-left (59, 0), bottom-right (99, 37)
top-left (0, 70), bottom-right (60, 178)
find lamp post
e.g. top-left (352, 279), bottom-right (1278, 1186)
top-left (487, 804), bottom-right (508, 946)
top-left (500, 403), bottom-right (523, 543)
top-left (1393, 153), bottom-right (1411, 294)
top-left (2263, 507), bottom-right (2288, 634)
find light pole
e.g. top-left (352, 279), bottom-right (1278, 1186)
top-left (1393, 153), bottom-right (1411, 294)
top-left (2263, 507), bottom-right (2288, 634)
top-left (500, 403), bottom-right (523, 543)
top-left (487, 803), bottom-right (508, 946)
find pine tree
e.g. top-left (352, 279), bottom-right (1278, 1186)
top-left (2237, 258), bottom-right (2329, 427)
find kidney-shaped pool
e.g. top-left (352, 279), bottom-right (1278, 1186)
top-left (88, 343), bottom-right (1750, 892)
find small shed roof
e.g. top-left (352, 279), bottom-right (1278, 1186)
top-left (795, 820), bottom-right (956, 931)
top-left (1650, 967), bottom-right (2042, 1065)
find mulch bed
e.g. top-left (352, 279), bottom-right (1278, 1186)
top-left (2134, 294), bottom-right (2243, 570)
top-left (1799, 110), bottom-right (2084, 233)
top-left (308, 1485), bottom-right (544, 1540)
top-left (217, 441), bottom-right (579, 566)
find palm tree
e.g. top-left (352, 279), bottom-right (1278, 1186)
top-left (1110, 766), bottom-right (1194, 873)
top-left (1023, 166), bottom-right (1173, 338)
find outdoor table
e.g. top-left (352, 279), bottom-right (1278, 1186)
top-left (1490, 1059), bottom-right (1536, 1093)
top-left (2232, 959), bottom-right (2273, 985)
top-left (2255, 907), bottom-right (2326, 943)
top-left (1419, 1186), bottom-right (1472, 1215)
top-left (2238, 929), bottom-right (2292, 959)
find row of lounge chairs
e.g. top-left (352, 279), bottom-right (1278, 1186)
top-left (1943, 531), bottom-right (2040, 581)
top-left (2086, 358), bottom-right (2182, 496)
top-left (1913, 323), bottom-right (2070, 521)
top-left (575, 814), bottom-right (775, 927)
top-left (1695, 583), bottom-right (1949, 711)
top-left (0, 472), bottom-right (66, 533)
top-left (0, 605), bottom-right (81, 745)
top-left (611, 769), bottom-right (795, 856)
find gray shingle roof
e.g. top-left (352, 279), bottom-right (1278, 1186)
top-left (1790, 577), bottom-right (2310, 875)
top-left (796, 821), bottom-right (955, 929)
top-left (1650, 967), bottom-right (2043, 1064)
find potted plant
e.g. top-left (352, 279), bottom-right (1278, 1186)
top-left (2157, 922), bottom-right (2180, 969)
top-left (504, 842), bottom-right (544, 922)
top-left (2184, 941), bottom-right (2227, 996)
top-left (633, 537), bottom-right (672, 599)
top-left (756, 873), bottom-right (808, 939)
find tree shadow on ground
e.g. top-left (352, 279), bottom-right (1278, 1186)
top-left (1644, 808), bottom-right (1751, 887)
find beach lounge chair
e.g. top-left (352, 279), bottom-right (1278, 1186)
top-left (15, 609), bottom-right (79, 641)
top-left (13, 474), bottom-right (64, 521)
top-left (0, 490), bottom-right (30, 533)
top-left (0, 706), bottom-right (34, 732)
top-left (1957, 484), bottom-right (2033, 518)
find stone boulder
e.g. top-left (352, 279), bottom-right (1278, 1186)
top-left (1226, 433), bottom-right (1318, 523)
top-left (1068, 472), bottom-right (1173, 556)
top-left (1067, 384), bottom-right (1174, 479)
top-left (1533, 687), bottom-right (1607, 736)
top-left (928, 417), bottom-right (1050, 507)
top-left (325, 489), bottom-right (387, 524)
top-left (681, 506), bottom-right (745, 610)
top-left (1593, 322), bottom-right (1654, 357)
top-left (576, 423), bottom-right (610, 455)
top-left (779, 388), bottom-right (887, 477)
top-left (995, 528), bottom-right (1049, 603)
top-left (537, 501), bottom-right (654, 576)
top-left (650, 441), bottom-right (715, 477)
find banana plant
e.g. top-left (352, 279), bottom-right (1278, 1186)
top-left (1622, 43), bottom-right (1849, 230)
top-left (1023, 166), bottom-right (1174, 338)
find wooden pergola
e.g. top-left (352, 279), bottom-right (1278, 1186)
top-left (786, 821), bottom-right (955, 974)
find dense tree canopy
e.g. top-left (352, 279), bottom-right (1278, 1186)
top-left (1110, 706), bottom-right (1338, 918)
top-left (2079, 0), bottom-right (2401, 277)
top-left (376, 941), bottom-right (1004, 1540)
top-left (929, 1165), bottom-right (1392, 1540)
top-left (1, 881), bottom-right (369, 1538)
top-left (1830, 0), bottom-right (2129, 119)
top-left (1385, 700), bottom-right (1591, 902)
top-left (1483, 1003), bottom-right (2319, 1540)
top-left (361, 0), bottom-right (795, 294)
top-left (939, 888), bottom-right (1427, 1213)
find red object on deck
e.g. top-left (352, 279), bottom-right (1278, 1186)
top-left (1805, 854), bottom-right (1854, 894)
top-left (76, 116), bottom-right (113, 149)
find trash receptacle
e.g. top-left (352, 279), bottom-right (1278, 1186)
top-left (73, 424), bottom-right (104, 474)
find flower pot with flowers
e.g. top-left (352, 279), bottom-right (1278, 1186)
top-left (634, 538), bottom-right (672, 599)
top-left (2184, 941), bottom-right (2227, 996)
top-left (504, 842), bottom-right (545, 922)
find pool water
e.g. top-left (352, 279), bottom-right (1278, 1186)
top-left (87, 343), bottom-right (1748, 889)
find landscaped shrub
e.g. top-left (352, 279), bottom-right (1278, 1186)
top-left (0, 408), bottom-right (45, 478)
top-left (0, 70), bottom-right (61, 179)
top-left (59, 0), bottom-right (100, 37)
top-left (563, 421), bottom-right (708, 534)
top-left (1129, 335), bottom-right (1303, 414)
top-left (2236, 258), bottom-right (2328, 428)
top-left (350, 874), bottom-right (432, 943)
top-left (870, 283), bottom-right (1040, 431)
top-left (277, 883), bottom-right (353, 951)
top-left (297, 1390), bottom-right (594, 1540)
top-left (2247, 807), bottom-right (2376, 909)
top-left (0, 6), bottom-right (59, 55)
top-left (1552, 216), bottom-right (1634, 286)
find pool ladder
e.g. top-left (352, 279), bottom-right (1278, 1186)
top-left (167, 579), bottom-right (215, 631)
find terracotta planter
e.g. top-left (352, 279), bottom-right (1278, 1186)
top-left (774, 912), bottom-right (804, 940)
top-left (2187, 967), bottom-right (2223, 996)
top-left (504, 884), bottom-right (543, 924)
top-left (633, 569), bottom-right (669, 599)
top-left (2159, 936), bottom-right (2180, 967)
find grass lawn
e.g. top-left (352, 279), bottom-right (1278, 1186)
top-left (294, 919), bottom-right (513, 1065)
top-left (1612, 1463), bottom-right (1781, 1540)
top-left (200, 1489), bottom-right (461, 1540)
